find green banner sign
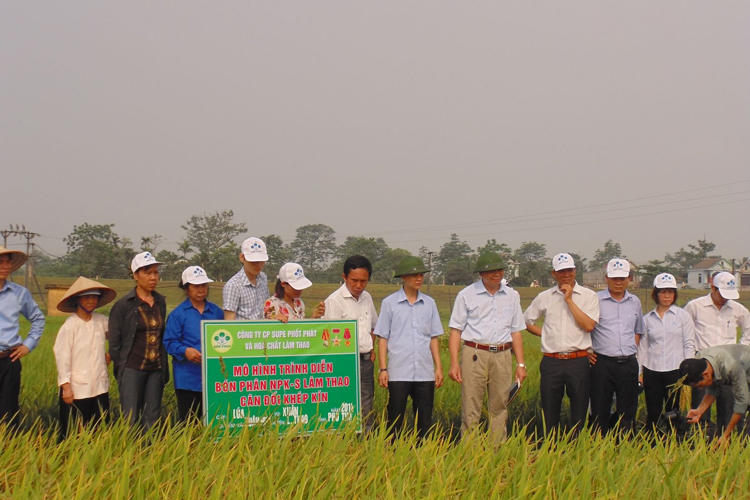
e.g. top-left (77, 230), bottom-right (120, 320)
top-left (201, 319), bottom-right (361, 434)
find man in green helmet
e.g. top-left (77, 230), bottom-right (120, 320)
top-left (374, 256), bottom-right (444, 439)
top-left (448, 252), bottom-right (527, 446)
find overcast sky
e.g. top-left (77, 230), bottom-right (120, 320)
top-left (2, 2), bottom-right (749, 264)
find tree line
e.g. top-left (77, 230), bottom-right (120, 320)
top-left (30, 210), bottom-right (737, 288)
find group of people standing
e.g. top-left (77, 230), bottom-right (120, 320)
top-left (1, 239), bottom-right (749, 444)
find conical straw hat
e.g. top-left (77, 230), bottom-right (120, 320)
top-left (0, 246), bottom-right (28, 274)
top-left (57, 277), bottom-right (117, 313)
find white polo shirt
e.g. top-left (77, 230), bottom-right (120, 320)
top-left (323, 284), bottom-right (378, 353)
top-left (523, 283), bottom-right (600, 354)
top-left (684, 294), bottom-right (750, 351)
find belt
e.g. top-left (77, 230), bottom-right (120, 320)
top-left (359, 351), bottom-right (373, 360)
top-left (0, 350), bottom-right (12, 359)
top-left (464, 341), bottom-right (512, 353)
top-left (595, 352), bottom-right (636, 363)
top-left (543, 350), bottom-right (589, 360)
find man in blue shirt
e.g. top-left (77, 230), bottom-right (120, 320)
top-left (0, 246), bottom-right (45, 427)
top-left (589, 258), bottom-right (644, 434)
top-left (375, 256), bottom-right (443, 439)
top-left (448, 252), bottom-right (527, 447)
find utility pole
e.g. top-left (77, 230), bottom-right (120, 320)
top-left (427, 251), bottom-right (435, 295)
top-left (3, 225), bottom-right (44, 306)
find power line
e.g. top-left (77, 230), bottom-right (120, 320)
top-left (387, 196), bottom-right (750, 245)
top-left (367, 179), bottom-right (750, 237)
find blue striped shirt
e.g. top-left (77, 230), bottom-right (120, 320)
top-left (591, 289), bottom-right (644, 357)
top-left (0, 281), bottom-right (45, 352)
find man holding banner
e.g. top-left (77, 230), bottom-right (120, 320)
top-left (323, 255), bottom-right (379, 432)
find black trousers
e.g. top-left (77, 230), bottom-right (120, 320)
top-left (59, 391), bottom-right (110, 439)
top-left (642, 368), bottom-right (680, 428)
top-left (590, 355), bottom-right (639, 434)
top-left (175, 389), bottom-right (202, 423)
top-left (0, 357), bottom-right (21, 428)
top-left (387, 381), bottom-right (435, 439)
top-left (692, 384), bottom-right (735, 430)
top-left (539, 356), bottom-right (590, 435)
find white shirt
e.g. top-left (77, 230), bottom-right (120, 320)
top-left (523, 283), bottom-right (600, 353)
top-left (637, 306), bottom-right (695, 373)
top-left (684, 294), bottom-right (750, 351)
top-left (449, 280), bottom-right (525, 345)
top-left (323, 284), bottom-right (378, 353)
top-left (53, 312), bottom-right (110, 400)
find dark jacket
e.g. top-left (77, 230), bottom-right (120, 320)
top-left (108, 288), bottom-right (169, 385)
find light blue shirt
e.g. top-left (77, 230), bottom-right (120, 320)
top-left (374, 288), bottom-right (443, 382)
top-left (449, 280), bottom-right (525, 345)
top-left (637, 306), bottom-right (695, 373)
top-left (591, 289), bottom-right (644, 357)
top-left (222, 269), bottom-right (269, 320)
top-left (699, 344), bottom-right (750, 415)
top-left (0, 281), bottom-right (45, 352)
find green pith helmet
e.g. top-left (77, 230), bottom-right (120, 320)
top-left (394, 256), bottom-right (430, 278)
top-left (474, 252), bottom-right (506, 273)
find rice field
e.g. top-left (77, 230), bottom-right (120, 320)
top-left (3, 279), bottom-right (749, 499)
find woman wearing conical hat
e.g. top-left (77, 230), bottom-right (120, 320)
top-left (53, 276), bottom-right (116, 440)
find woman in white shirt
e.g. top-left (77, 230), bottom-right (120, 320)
top-left (53, 277), bottom-right (116, 440)
top-left (637, 273), bottom-right (695, 430)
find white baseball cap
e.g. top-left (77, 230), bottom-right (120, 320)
top-left (131, 251), bottom-right (163, 273)
top-left (241, 237), bottom-right (269, 262)
top-left (278, 263), bottom-right (312, 290)
top-left (606, 258), bottom-right (630, 278)
top-left (552, 253), bottom-right (576, 271)
top-left (653, 273), bottom-right (677, 289)
top-left (181, 265), bottom-right (214, 286)
top-left (713, 272), bottom-right (739, 300)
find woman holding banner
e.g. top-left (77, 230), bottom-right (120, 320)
top-left (164, 266), bottom-right (224, 422)
top-left (264, 263), bottom-right (325, 322)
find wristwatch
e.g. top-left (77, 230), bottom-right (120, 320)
top-left (517, 363), bottom-right (526, 368)
top-left (379, 368), bottom-right (388, 373)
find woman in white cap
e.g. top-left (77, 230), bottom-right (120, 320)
top-left (637, 273), bottom-right (696, 431)
top-left (53, 277), bottom-right (117, 439)
top-left (264, 263), bottom-right (325, 322)
top-left (108, 251), bottom-right (168, 431)
top-left (163, 266), bottom-right (224, 422)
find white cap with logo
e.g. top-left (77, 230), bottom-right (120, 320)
top-left (241, 237), bottom-right (269, 262)
top-left (552, 253), bottom-right (576, 271)
top-left (606, 258), bottom-right (630, 278)
top-left (131, 251), bottom-right (163, 274)
top-left (713, 272), bottom-right (739, 300)
top-left (182, 265), bottom-right (214, 286)
top-left (278, 263), bottom-right (312, 290)
top-left (653, 273), bottom-right (677, 289)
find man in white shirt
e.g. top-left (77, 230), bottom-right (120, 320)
top-left (322, 255), bottom-right (378, 432)
top-left (684, 271), bottom-right (750, 429)
top-left (524, 253), bottom-right (600, 436)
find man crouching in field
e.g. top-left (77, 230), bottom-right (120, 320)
top-left (0, 246), bottom-right (45, 428)
top-left (524, 253), bottom-right (599, 437)
top-left (681, 344), bottom-right (750, 445)
top-left (375, 256), bottom-right (443, 440)
top-left (448, 252), bottom-right (527, 447)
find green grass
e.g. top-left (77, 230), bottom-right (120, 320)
top-left (5, 278), bottom-right (750, 498)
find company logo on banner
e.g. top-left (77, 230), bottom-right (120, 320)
top-left (212, 330), bottom-right (233, 353)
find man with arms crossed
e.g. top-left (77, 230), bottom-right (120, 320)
top-left (524, 253), bottom-right (599, 436)
top-left (684, 271), bottom-right (750, 430)
top-left (448, 252), bottom-right (527, 447)
top-left (223, 237), bottom-right (270, 320)
top-left (323, 255), bottom-right (378, 432)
